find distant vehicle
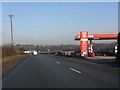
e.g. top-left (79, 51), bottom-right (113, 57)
top-left (64, 51), bottom-right (75, 56)
top-left (32, 50), bottom-right (38, 56)
top-left (24, 50), bottom-right (32, 54)
top-left (116, 32), bottom-right (120, 60)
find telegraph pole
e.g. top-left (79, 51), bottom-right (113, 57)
top-left (8, 14), bottom-right (14, 47)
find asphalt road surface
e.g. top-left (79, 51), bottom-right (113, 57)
top-left (3, 54), bottom-right (118, 88)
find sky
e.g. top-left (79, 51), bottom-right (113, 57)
top-left (2, 2), bottom-right (118, 45)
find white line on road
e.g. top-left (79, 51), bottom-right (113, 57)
top-left (70, 68), bottom-right (81, 74)
top-left (49, 59), bottom-right (52, 60)
top-left (68, 58), bottom-right (73, 59)
top-left (55, 62), bottom-right (60, 64)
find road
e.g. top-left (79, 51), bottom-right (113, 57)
top-left (3, 54), bottom-right (118, 88)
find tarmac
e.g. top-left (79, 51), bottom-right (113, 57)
top-left (86, 56), bottom-right (119, 68)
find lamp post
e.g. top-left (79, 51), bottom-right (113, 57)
top-left (8, 14), bottom-right (14, 47)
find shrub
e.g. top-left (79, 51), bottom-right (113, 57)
top-left (2, 45), bottom-right (16, 58)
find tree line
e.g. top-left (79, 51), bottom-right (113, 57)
top-left (14, 42), bottom-right (117, 56)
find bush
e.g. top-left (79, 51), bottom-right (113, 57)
top-left (0, 46), bottom-right (1, 57)
top-left (2, 45), bottom-right (16, 58)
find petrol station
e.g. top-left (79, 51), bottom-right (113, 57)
top-left (75, 31), bottom-right (118, 57)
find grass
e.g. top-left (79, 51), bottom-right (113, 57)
top-left (2, 54), bottom-right (28, 73)
top-left (1, 45), bottom-right (29, 74)
top-left (2, 54), bottom-right (26, 64)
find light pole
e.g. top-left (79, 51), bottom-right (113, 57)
top-left (8, 14), bottom-right (14, 47)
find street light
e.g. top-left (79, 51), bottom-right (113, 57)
top-left (8, 14), bottom-right (14, 47)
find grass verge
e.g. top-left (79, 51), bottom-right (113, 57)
top-left (2, 54), bottom-right (28, 76)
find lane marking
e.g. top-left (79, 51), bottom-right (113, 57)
top-left (69, 68), bottom-right (81, 74)
top-left (49, 59), bottom-right (52, 60)
top-left (55, 62), bottom-right (60, 64)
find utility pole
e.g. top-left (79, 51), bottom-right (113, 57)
top-left (8, 14), bottom-right (14, 47)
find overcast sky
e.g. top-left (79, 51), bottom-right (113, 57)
top-left (2, 2), bottom-right (118, 45)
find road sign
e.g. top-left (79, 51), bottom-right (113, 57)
top-left (80, 32), bottom-right (88, 57)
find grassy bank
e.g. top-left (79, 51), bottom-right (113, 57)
top-left (2, 54), bottom-right (28, 74)
top-left (0, 45), bottom-right (30, 75)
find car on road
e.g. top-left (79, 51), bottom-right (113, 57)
top-left (32, 50), bottom-right (38, 56)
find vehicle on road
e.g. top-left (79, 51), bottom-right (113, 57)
top-left (32, 50), bottom-right (38, 56)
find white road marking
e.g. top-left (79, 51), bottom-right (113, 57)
top-left (55, 62), bottom-right (60, 64)
top-left (70, 68), bottom-right (81, 74)
top-left (49, 59), bottom-right (52, 60)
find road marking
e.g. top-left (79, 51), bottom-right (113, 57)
top-left (69, 68), bottom-right (81, 74)
top-left (49, 59), bottom-right (52, 60)
top-left (55, 62), bottom-right (60, 64)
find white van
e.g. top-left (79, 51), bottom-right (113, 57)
top-left (32, 50), bottom-right (38, 56)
